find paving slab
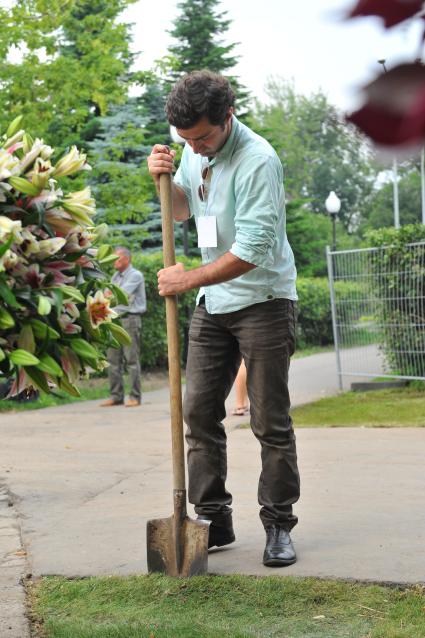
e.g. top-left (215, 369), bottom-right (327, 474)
top-left (0, 387), bottom-right (424, 585)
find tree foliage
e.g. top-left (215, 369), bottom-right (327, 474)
top-left (365, 163), bottom-right (423, 230)
top-left (0, 0), bottom-right (138, 151)
top-left (167, 0), bottom-right (250, 116)
top-left (88, 98), bottom-right (154, 227)
top-left (251, 79), bottom-right (375, 230)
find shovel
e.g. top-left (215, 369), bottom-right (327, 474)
top-left (146, 172), bottom-right (210, 577)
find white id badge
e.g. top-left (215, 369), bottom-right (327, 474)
top-left (197, 216), bottom-right (217, 248)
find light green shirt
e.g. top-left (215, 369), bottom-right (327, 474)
top-left (174, 115), bottom-right (297, 314)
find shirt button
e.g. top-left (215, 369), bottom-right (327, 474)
top-left (267, 295), bottom-right (274, 300)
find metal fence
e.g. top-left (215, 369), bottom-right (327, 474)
top-left (327, 242), bottom-right (425, 390)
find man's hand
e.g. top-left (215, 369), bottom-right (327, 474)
top-left (147, 144), bottom-right (176, 188)
top-left (157, 263), bottom-right (189, 296)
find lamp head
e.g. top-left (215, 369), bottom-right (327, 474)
top-left (325, 191), bottom-right (341, 215)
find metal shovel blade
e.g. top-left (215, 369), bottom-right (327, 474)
top-left (147, 490), bottom-right (210, 576)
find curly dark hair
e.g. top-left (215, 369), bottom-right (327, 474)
top-left (166, 70), bottom-right (235, 129)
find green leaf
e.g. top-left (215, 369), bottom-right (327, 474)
top-left (58, 373), bottom-right (81, 397)
top-left (96, 244), bottom-right (113, 261)
top-left (0, 235), bottom-right (13, 259)
top-left (79, 309), bottom-right (102, 340)
top-left (36, 353), bottom-right (63, 377)
top-left (0, 307), bottom-right (15, 329)
top-left (9, 349), bottom-right (40, 366)
top-left (0, 348), bottom-right (5, 363)
top-left (29, 319), bottom-right (60, 340)
top-left (58, 285), bottom-right (85, 303)
top-left (81, 267), bottom-right (105, 281)
top-left (17, 325), bottom-right (35, 353)
top-left (25, 366), bottom-right (50, 394)
top-left (109, 283), bottom-right (128, 306)
top-left (99, 253), bottom-right (119, 265)
top-left (0, 281), bottom-right (21, 309)
top-left (69, 338), bottom-right (99, 363)
top-left (6, 115), bottom-right (24, 138)
top-left (108, 322), bottom-right (132, 346)
top-left (8, 176), bottom-right (41, 196)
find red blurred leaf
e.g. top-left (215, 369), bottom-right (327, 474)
top-left (347, 62), bottom-right (425, 147)
top-left (348, 0), bottom-right (424, 28)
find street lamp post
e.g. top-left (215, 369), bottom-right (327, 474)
top-left (325, 191), bottom-right (341, 252)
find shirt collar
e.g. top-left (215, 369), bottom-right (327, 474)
top-left (118, 264), bottom-right (132, 278)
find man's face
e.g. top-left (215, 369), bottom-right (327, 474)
top-left (176, 111), bottom-right (233, 157)
top-left (114, 250), bottom-right (130, 272)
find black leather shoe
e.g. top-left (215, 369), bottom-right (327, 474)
top-left (263, 525), bottom-right (296, 567)
top-left (197, 516), bottom-right (235, 549)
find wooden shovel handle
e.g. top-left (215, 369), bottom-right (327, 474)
top-left (159, 173), bottom-right (185, 491)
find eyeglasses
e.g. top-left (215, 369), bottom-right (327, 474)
top-left (198, 164), bottom-right (211, 202)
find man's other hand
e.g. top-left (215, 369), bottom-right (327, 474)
top-left (157, 262), bottom-right (188, 296)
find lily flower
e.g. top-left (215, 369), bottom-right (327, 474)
top-left (86, 290), bottom-right (118, 329)
top-left (24, 263), bottom-right (45, 288)
top-left (0, 215), bottom-right (23, 243)
top-left (0, 249), bottom-right (19, 272)
top-left (28, 158), bottom-right (55, 190)
top-left (20, 229), bottom-right (41, 256)
top-left (37, 237), bottom-right (66, 258)
top-left (58, 312), bottom-right (82, 334)
top-left (44, 208), bottom-right (77, 235)
top-left (63, 301), bottom-right (80, 320)
top-left (0, 149), bottom-right (20, 181)
top-left (54, 146), bottom-right (91, 178)
top-left (60, 346), bottom-right (81, 383)
top-left (62, 187), bottom-right (96, 225)
top-left (3, 129), bottom-right (25, 151)
top-left (64, 228), bottom-right (94, 253)
top-left (43, 260), bottom-right (75, 285)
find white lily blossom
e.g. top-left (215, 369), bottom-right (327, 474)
top-left (0, 216), bottom-right (23, 242)
top-left (54, 146), bottom-right (91, 178)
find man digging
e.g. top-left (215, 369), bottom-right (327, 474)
top-left (148, 70), bottom-right (299, 567)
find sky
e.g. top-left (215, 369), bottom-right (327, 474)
top-left (121, 0), bottom-right (421, 112)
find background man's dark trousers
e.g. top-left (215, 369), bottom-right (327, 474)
top-left (107, 314), bottom-right (142, 403)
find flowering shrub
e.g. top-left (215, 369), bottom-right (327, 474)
top-left (0, 116), bottom-right (130, 397)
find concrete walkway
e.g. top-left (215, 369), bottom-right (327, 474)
top-left (0, 347), bottom-right (423, 636)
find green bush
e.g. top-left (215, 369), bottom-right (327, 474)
top-left (296, 277), bottom-right (368, 349)
top-left (296, 278), bottom-right (333, 347)
top-left (131, 252), bottom-right (199, 368)
top-left (365, 224), bottom-right (425, 377)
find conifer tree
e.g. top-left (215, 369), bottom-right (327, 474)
top-left (168, 0), bottom-right (250, 115)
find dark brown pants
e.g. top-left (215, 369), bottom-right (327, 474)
top-left (183, 298), bottom-right (300, 530)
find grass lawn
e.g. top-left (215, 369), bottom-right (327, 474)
top-left (29, 574), bottom-right (425, 638)
top-left (290, 387), bottom-right (425, 428)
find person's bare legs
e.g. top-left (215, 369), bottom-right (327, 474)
top-left (232, 359), bottom-right (249, 415)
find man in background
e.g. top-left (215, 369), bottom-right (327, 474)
top-left (101, 247), bottom-right (146, 408)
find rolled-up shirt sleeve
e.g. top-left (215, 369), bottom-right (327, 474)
top-left (230, 154), bottom-right (282, 269)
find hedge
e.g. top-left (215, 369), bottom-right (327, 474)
top-left (129, 253), bottom-right (349, 367)
top-left (365, 224), bottom-right (425, 378)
